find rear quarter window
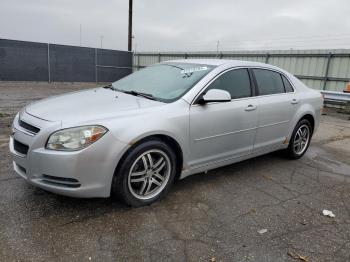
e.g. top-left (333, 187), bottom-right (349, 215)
top-left (281, 75), bottom-right (294, 93)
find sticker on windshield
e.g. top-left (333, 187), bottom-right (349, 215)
top-left (180, 66), bottom-right (209, 75)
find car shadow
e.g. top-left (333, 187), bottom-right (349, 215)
top-left (24, 149), bottom-right (290, 218)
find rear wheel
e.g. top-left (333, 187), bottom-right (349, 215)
top-left (112, 140), bottom-right (177, 207)
top-left (286, 119), bottom-right (312, 159)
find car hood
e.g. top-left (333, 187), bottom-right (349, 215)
top-left (25, 87), bottom-right (164, 123)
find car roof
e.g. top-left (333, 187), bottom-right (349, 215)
top-left (163, 59), bottom-right (283, 71)
top-left (164, 59), bottom-right (265, 67)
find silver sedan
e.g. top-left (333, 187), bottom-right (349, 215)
top-left (10, 59), bottom-right (323, 206)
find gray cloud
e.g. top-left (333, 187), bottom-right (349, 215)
top-left (1, 0), bottom-right (350, 51)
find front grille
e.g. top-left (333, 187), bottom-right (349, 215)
top-left (41, 175), bottom-right (81, 188)
top-left (19, 119), bottom-right (40, 134)
top-left (14, 139), bottom-right (29, 155)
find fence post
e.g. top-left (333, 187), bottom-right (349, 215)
top-left (95, 48), bottom-right (98, 83)
top-left (132, 52), bottom-right (135, 70)
top-left (265, 53), bottom-right (270, 64)
top-left (137, 53), bottom-right (140, 70)
top-left (323, 52), bottom-right (332, 90)
top-left (47, 43), bottom-right (51, 83)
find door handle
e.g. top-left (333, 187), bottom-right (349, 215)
top-left (245, 105), bottom-right (257, 111)
top-left (291, 99), bottom-right (299, 105)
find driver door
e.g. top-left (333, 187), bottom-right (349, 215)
top-left (189, 68), bottom-right (259, 168)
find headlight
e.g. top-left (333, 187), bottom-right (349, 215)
top-left (46, 125), bottom-right (108, 151)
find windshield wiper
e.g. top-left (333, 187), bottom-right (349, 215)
top-left (121, 90), bottom-right (157, 101)
top-left (108, 87), bottom-right (157, 101)
top-left (103, 83), bottom-right (115, 90)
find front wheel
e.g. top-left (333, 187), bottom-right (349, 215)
top-left (111, 140), bottom-right (177, 207)
top-left (286, 119), bottom-right (312, 159)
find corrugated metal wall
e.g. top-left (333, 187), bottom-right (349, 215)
top-left (134, 50), bottom-right (350, 92)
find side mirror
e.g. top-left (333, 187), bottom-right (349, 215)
top-left (199, 89), bottom-right (231, 104)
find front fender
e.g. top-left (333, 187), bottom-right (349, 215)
top-left (105, 100), bottom-right (191, 170)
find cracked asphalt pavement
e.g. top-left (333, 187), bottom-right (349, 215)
top-left (1, 82), bottom-right (350, 262)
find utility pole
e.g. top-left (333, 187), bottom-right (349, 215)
top-left (128, 0), bottom-right (133, 51)
top-left (100, 35), bottom-right (104, 48)
top-left (216, 40), bottom-right (220, 56)
top-left (79, 24), bottom-right (82, 46)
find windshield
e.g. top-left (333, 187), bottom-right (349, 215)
top-left (111, 63), bottom-right (215, 103)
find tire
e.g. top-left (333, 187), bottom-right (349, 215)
top-left (111, 139), bottom-right (177, 207)
top-left (286, 119), bottom-right (312, 159)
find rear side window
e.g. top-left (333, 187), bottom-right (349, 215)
top-left (207, 69), bottom-right (252, 99)
top-left (253, 69), bottom-right (285, 95)
top-left (281, 75), bottom-right (294, 92)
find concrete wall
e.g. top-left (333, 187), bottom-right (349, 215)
top-left (0, 39), bottom-right (132, 82)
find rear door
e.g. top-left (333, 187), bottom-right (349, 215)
top-left (252, 68), bottom-right (298, 153)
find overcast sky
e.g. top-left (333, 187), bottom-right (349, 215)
top-left (1, 0), bottom-right (350, 51)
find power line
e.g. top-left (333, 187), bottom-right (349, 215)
top-left (136, 34), bottom-right (350, 52)
top-left (137, 34), bottom-right (350, 49)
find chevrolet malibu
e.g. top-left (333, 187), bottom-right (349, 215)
top-left (10, 59), bottom-right (323, 206)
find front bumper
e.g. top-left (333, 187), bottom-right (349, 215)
top-left (10, 112), bottom-right (128, 198)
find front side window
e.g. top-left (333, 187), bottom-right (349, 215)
top-left (253, 69), bottom-right (285, 95)
top-left (206, 69), bottom-right (252, 99)
top-left (111, 63), bottom-right (215, 103)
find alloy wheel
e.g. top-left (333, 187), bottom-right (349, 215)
top-left (293, 124), bottom-right (310, 155)
top-left (127, 149), bottom-right (171, 200)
